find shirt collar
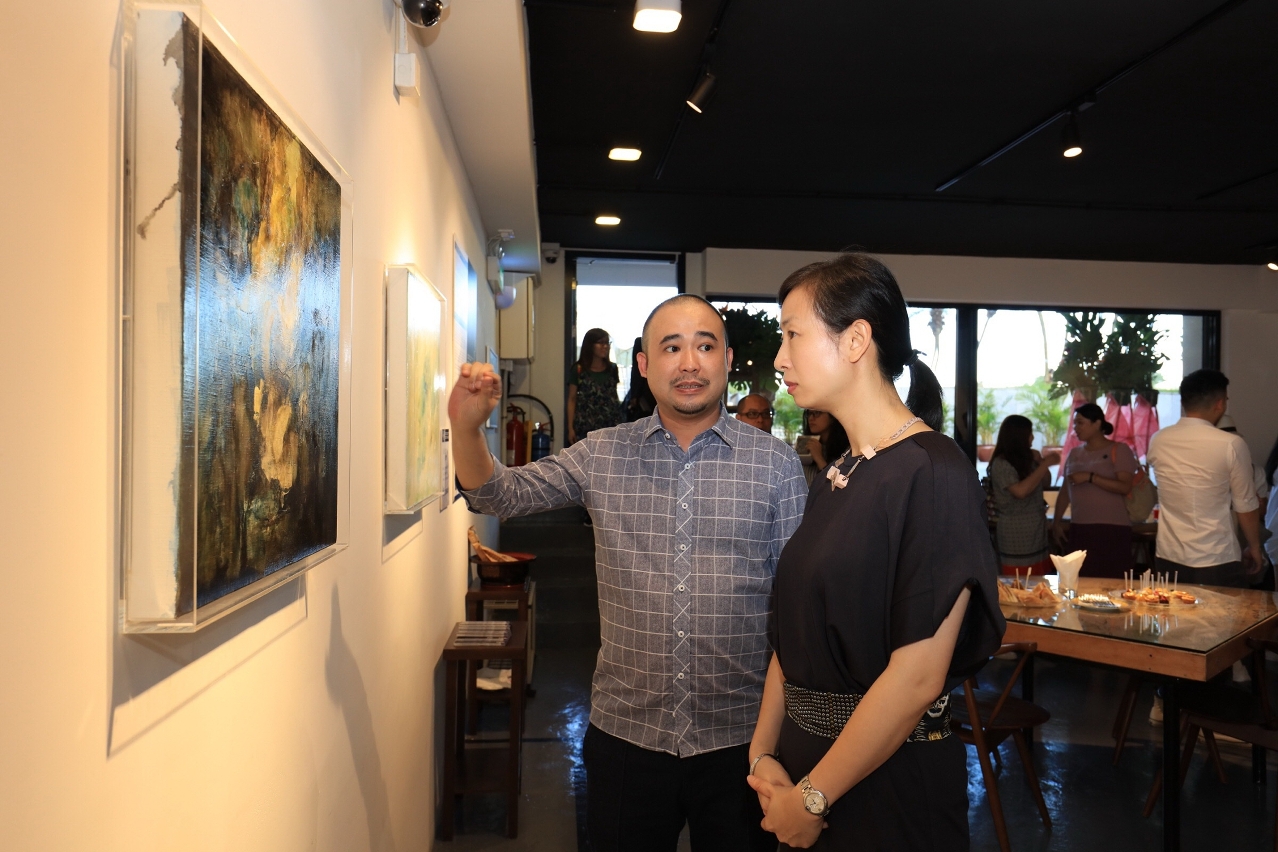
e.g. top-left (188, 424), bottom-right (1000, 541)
top-left (643, 404), bottom-right (737, 448)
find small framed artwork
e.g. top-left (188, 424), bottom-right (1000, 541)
top-left (486, 346), bottom-right (501, 430)
top-left (385, 265), bottom-right (448, 514)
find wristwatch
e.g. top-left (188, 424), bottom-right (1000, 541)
top-left (799, 775), bottom-right (830, 817)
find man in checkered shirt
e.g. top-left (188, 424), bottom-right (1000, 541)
top-left (450, 295), bottom-right (806, 851)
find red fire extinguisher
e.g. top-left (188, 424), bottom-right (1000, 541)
top-left (505, 405), bottom-right (527, 466)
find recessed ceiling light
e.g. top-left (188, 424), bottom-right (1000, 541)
top-left (633, 0), bottom-right (681, 33)
top-left (1268, 261), bottom-right (1278, 271)
top-left (595, 215), bottom-right (621, 226)
top-left (609, 147), bottom-right (642, 161)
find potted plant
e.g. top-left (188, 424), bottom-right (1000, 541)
top-left (1016, 377), bottom-right (1069, 454)
top-left (721, 306), bottom-right (782, 397)
top-left (1050, 312), bottom-right (1106, 405)
top-left (976, 387), bottom-right (1000, 462)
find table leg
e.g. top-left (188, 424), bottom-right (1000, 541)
top-left (1253, 662), bottom-right (1266, 785)
top-left (1162, 679), bottom-right (1180, 852)
top-left (506, 656), bottom-right (526, 838)
top-left (440, 660), bottom-right (460, 841)
top-left (1022, 652), bottom-right (1036, 751)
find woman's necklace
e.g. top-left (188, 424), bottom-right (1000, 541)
top-left (826, 416), bottom-right (922, 491)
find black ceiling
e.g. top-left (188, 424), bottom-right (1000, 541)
top-left (526, 0), bottom-right (1278, 265)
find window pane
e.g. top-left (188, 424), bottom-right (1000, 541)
top-left (577, 283), bottom-right (678, 401)
top-left (974, 309), bottom-right (1190, 481)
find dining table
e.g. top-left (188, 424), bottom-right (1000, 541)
top-left (1000, 576), bottom-right (1278, 852)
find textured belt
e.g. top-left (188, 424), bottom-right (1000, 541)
top-left (783, 681), bottom-right (952, 743)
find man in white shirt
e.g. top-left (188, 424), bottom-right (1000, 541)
top-left (1147, 369), bottom-right (1263, 588)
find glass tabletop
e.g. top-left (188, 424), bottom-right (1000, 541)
top-left (1000, 576), bottom-right (1278, 654)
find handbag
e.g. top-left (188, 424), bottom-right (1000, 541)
top-left (1126, 464), bottom-right (1158, 523)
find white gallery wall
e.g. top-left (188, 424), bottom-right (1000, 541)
top-left (0, 1), bottom-right (506, 850)
top-left (694, 248), bottom-right (1278, 465)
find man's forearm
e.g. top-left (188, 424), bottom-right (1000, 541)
top-left (1238, 508), bottom-right (1263, 554)
top-left (453, 425), bottom-right (495, 491)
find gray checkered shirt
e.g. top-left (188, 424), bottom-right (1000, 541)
top-left (462, 407), bottom-right (806, 756)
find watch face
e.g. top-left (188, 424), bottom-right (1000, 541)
top-left (803, 790), bottom-right (826, 815)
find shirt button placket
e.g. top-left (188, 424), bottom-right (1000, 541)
top-left (672, 456), bottom-right (694, 748)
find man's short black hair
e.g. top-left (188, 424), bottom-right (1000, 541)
top-left (1179, 368), bottom-right (1229, 412)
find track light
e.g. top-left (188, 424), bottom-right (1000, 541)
top-left (609, 147), bottom-right (642, 161)
top-left (595, 215), bottom-right (621, 226)
top-left (1062, 112), bottom-right (1082, 158)
top-left (686, 73), bottom-right (716, 114)
top-left (634, 0), bottom-right (681, 32)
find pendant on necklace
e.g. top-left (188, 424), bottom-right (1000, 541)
top-left (827, 457), bottom-right (864, 491)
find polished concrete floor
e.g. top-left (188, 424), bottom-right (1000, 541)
top-left (441, 509), bottom-right (1277, 850)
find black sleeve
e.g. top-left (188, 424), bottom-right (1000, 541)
top-left (889, 440), bottom-right (1006, 691)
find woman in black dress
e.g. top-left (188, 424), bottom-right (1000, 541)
top-left (746, 254), bottom-right (1005, 850)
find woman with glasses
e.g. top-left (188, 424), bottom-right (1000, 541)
top-left (567, 328), bottom-right (621, 445)
top-left (796, 409), bottom-right (850, 487)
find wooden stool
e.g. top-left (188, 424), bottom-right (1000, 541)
top-left (439, 621), bottom-right (528, 840)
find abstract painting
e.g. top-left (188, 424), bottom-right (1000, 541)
top-left (123, 9), bottom-right (348, 629)
top-left (386, 266), bottom-right (446, 513)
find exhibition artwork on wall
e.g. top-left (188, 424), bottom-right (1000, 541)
top-left (122, 5), bottom-right (352, 632)
top-left (385, 266), bottom-right (447, 513)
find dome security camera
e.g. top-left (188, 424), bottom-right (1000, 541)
top-left (542, 243), bottom-right (561, 265)
top-left (404, 0), bottom-right (443, 28)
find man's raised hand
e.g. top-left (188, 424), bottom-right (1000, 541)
top-left (448, 362), bottom-right (502, 433)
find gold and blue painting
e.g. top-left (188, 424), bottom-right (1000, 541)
top-left (123, 6), bottom-right (350, 631)
top-left (385, 266), bottom-right (447, 513)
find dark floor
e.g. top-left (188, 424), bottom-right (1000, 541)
top-left (442, 509), bottom-right (1277, 851)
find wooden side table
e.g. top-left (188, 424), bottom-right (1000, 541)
top-left (463, 578), bottom-right (536, 734)
top-left (439, 621), bottom-right (528, 840)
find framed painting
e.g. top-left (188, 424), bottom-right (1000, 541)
top-left (486, 345), bottom-right (501, 431)
top-left (385, 265), bottom-right (447, 513)
top-left (120, 3), bottom-right (352, 632)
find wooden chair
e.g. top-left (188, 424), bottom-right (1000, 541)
top-left (1142, 638), bottom-right (1278, 850)
top-left (1111, 672), bottom-right (1145, 764)
top-left (951, 642), bottom-right (1053, 852)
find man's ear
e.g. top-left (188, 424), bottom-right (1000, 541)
top-left (636, 351), bottom-right (649, 378)
top-left (724, 346), bottom-right (733, 370)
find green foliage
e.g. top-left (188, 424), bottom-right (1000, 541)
top-left (1016, 377), bottom-right (1070, 446)
top-left (1050, 312), bottom-right (1105, 402)
top-left (1096, 314), bottom-right (1165, 406)
top-left (977, 387), bottom-right (1001, 445)
top-left (940, 394), bottom-right (953, 437)
top-left (772, 388), bottom-right (803, 444)
top-left (721, 307), bottom-right (782, 396)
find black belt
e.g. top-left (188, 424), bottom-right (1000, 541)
top-left (783, 681), bottom-right (952, 743)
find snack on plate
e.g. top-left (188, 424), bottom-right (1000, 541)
top-left (998, 579), bottom-right (1062, 608)
top-left (1119, 586), bottom-right (1198, 605)
top-left (1077, 594), bottom-right (1117, 606)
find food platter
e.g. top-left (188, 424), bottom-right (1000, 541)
top-left (1071, 594), bottom-right (1130, 613)
top-left (1118, 587), bottom-right (1200, 607)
